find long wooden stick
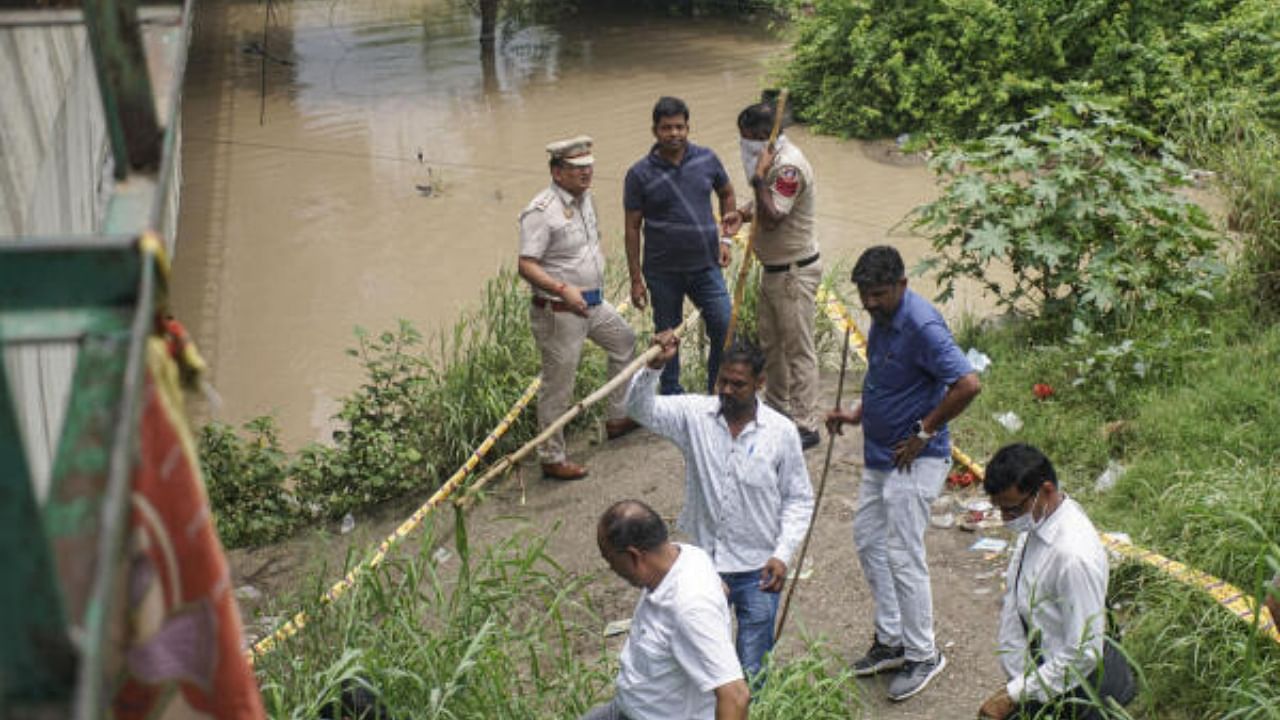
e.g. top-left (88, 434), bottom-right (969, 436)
top-left (457, 309), bottom-right (702, 507)
top-left (724, 88), bottom-right (788, 352)
top-left (775, 323), bottom-right (852, 642)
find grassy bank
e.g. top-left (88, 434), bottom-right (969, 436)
top-left (202, 252), bottom-right (843, 548)
top-left (253, 513), bottom-right (864, 718)
top-left (949, 297), bottom-right (1280, 718)
top-left (203, 266), bottom-right (629, 547)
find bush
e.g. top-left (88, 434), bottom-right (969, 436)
top-left (778, 0), bottom-right (1280, 140)
top-left (1169, 97), bottom-right (1280, 309)
top-left (199, 417), bottom-right (301, 547)
top-left (912, 99), bottom-right (1224, 329)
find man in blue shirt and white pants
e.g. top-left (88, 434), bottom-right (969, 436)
top-left (827, 245), bottom-right (982, 702)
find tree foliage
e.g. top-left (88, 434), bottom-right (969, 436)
top-left (780, 0), bottom-right (1280, 139)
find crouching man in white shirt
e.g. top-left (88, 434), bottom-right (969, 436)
top-left (978, 444), bottom-right (1135, 720)
top-left (582, 500), bottom-right (750, 720)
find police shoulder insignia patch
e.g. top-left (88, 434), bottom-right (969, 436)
top-left (774, 167), bottom-right (800, 198)
top-left (532, 192), bottom-right (554, 211)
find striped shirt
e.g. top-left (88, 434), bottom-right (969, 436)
top-left (626, 367), bottom-right (814, 573)
top-left (624, 143), bottom-right (730, 273)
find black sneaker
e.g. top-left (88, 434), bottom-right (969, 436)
top-left (887, 652), bottom-right (947, 702)
top-left (851, 637), bottom-right (905, 677)
top-left (799, 427), bottom-right (821, 451)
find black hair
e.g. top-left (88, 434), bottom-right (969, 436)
top-left (737, 102), bottom-right (774, 136)
top-left (722, 337), bottom-right (766, 377)
top-left (652, 96), bottom-right (690, 125)
top-left (851, 245), bottom-right (906, 288)
top-left (599, 499), bottom-right (668, 553)
top-left (983, 443), bottom-right (1059, 496)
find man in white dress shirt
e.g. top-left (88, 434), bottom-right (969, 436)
top-left (626, 332), bottom-right (815, 682)
top-left (582, 499), bottom-right (749, 720)
top-left (978, 444), bottom-right (1135, 720)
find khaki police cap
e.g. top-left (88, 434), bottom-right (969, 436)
top-left (546, 135), bottom-right (594, 166)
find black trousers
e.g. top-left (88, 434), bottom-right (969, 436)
top-left (1013, 640), bottom-right (1136, 719)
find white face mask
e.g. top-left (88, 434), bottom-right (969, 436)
top-left (740, 137), bottom-right (767, 181)
top-left (1005, 511), bottom-right (1036, 534)
top-left (1004, 489), bottom-right (1042, 534)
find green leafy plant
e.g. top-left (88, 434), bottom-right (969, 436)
top-left (913, 99), bottom-right (1223, 328)
top-left (199, 416), bottom-right (302, 547)
top-left (778, 0), bottom-right (1280, 140)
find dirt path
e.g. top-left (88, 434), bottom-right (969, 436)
top-left (230, 373), bottom-right (1010, 719)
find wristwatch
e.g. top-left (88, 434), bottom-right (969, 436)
top-left (911, 420), bottom-right (935, 441)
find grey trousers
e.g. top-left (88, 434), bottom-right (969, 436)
top-left (530, 300), bottom-right (635, 463)
top-left (853, 457), bottom-right (950, 662)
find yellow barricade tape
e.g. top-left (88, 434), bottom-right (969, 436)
top-left (247, 378), bottom-right (540, 662)
top-left (819, 285), bottom-right (1276, 645)
top-left (243, 281), bottom-right (668, 663)
top-left (1101, 534), bottom-right (1280, 643)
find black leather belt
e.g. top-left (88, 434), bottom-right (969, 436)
top-left (762, 252), bottom-right (820, 274)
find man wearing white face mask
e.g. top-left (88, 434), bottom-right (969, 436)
top-left (728, 101), bottom-right (822, 450)
top-left (978, 443), bottom-right (1136, 719)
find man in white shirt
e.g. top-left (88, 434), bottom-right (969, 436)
top-left (978, 444), bottom-right (1135, 720)
top-left (582, 499), bottom-right (749, 720)
top-left (626, 332), bottom-right (815, 682)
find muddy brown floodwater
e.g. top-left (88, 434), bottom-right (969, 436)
top-left (172, 0), bottom-right (999, 448)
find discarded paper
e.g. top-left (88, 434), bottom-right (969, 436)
top-left (604, 618), bottom-right (632, 637)
top-left (993, 411), bottom-right (1023, 433)
top-left (969, 537), bottom-right (1009, 553)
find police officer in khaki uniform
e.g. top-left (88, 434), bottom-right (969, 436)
top-left (731, 102), bottom-right (822, 450)
top-left (518, 136), bottom-right (639, 480)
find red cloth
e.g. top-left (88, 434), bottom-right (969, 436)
top-left (112, 340), bottom-right (265, 718)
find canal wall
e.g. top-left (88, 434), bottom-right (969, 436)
top-left (1, 8), bottom-right (185, 499)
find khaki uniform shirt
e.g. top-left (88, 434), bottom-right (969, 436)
top-left (518, 183), bottom-right (605, 298)
top-left (754, 138), bottom-right (818, 266)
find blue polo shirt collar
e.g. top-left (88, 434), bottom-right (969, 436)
top-left (648, 142), bottom-right (695, 169)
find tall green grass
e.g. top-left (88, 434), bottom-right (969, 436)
top-left (254, 514), bottom-right (612, 718)
top-left (1168, 97), bottom-right (1280, 308)
top-left (950, 294), bottom-right (1280, 718)
top-left (253, 512), bottom-right (863, 718)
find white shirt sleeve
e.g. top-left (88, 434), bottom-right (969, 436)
top-left (1007, 554), bottom-right (1108, 703)
top-left (669, 596), bottom-right (745, 693)
top-left (518, 209), bottom-right (550, 259)
top-left (626, 367), bottom-right (692, 443)
top-left (771, 429), bottom-right (815, 566)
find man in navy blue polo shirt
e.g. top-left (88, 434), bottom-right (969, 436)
top-left (826, 245), bottom-right (982, 703)
top-left (624, 96), bottom-right (740, 395)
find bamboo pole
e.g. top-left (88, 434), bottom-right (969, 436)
top-left (724, 88), bottom-right (788, 352)
top-left (775, 323), bottom-right (851, 642)
top-left (457, 309), bottom-right (702, 507)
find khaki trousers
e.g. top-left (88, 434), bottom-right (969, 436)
top-left (530, 300), bottom-right (636, 464)
top-left (758, 260), bottom-right (821, 432)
